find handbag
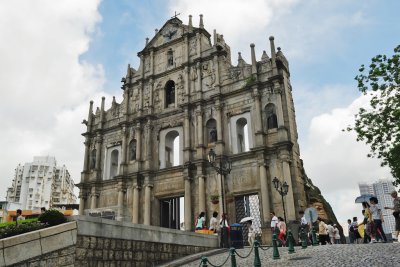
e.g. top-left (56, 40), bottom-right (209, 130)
top-left (393, 211), bottom-right (400, 218)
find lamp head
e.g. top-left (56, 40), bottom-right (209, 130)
top-left (208, 149), bottom-right (216, 163)
top-left (282, 181), bottom-right (289, 195)
top-left (272, 177), bottom-right (279, 190)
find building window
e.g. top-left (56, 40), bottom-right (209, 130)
top-left (110, 149), bottom-right (119, 178)
top-left (165, 80), bottom-right (175, 108)
top-left (230, 112), bottom-right (253, 154)
top-left (236, 118), bottom-right (249, 153)
top-left (159, 127), bottom-right (183, 169)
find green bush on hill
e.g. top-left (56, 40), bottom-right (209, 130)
top-left (38, 209), bottom-right (66, 226)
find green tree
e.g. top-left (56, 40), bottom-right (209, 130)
top-left (347, 45), bottom-right (400, 185)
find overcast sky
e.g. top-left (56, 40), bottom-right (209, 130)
top-left (0, 0), bottom-right (398, 224)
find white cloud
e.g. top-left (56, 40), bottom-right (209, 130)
top-left (0, 0), bottom-right (103, 199)
top-left (302, 94), bottom-right (391, 222)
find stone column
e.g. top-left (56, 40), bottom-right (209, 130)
top-left (95, 135), bottom-right (102, 171)
top-left (121, 126), bottom-right (128, 165)
top-left (253, 91), bottom-right (264, 146)
top-left (144, 121), bottom-right (152, 169)
top-left (259, 162), bottom-right (271, 223)
top-left (196, 62), bottom-right (202, 92)
top-left (184, 177), bottom-right (192, 231)
top-left (184, 107), bottom-right (190, 149)
top-left (198, 175), bottom-right (206, 213)
top-left (132, 184), bottom-right (140, 224)
top-left (274, 82), bottom-right (285, 127)
top-left (90, 187), bottom-right (97, 210)
top-left (135, 123), bottom-right (142, 161)
top-left (215, 101), bottom-right (223, 141)
top-left (117, 182), bottom-right (125, 221)
top-left (196, 105), bottom-right (203, 147)
top-left (280, 155), bottom-right (296, 220)
top-left (143, 183), bottom-right (153, 225)
top-left (83, 139), bottom-right (90, 173)
top-left (78, 190), bottom-right (87, 215)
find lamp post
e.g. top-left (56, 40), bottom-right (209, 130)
top-left (208, 149), bottom-right (232, 248)
top-left (272, 177), bottom-right (289, 223)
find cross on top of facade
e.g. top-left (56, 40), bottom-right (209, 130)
top-left (171, 11), bottom-right (180, 19)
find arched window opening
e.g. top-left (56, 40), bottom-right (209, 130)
top-left (206, 119), bottom-right (217, 143)
top-left (165, 130), bottom-right (179, 167)
top-left (167, 49), bottom-right (174, 66)
top-left (236, 118), bottom-right (250, 153)
top-left (90, 149), bottom-right (96, 170)
top-left (265, 104), bottom-right (278, 129)
top-left (110, 149), bottom-right (119, 178)
top-left (129, 139), bottom-right (137, 161)
top-left (165, 80), bottom-right (175, 108)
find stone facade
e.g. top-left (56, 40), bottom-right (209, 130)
top-left (77, 15), bottom-right (309, 241)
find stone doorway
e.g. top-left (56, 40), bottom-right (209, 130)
top-left (235, 194), bottom-right (262, 245)
top-left (160, 196), bottom-right (183, 230)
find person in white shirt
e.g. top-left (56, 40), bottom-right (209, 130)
top-left (270, 212), bottom-right (278, 233)
top-left (209, 211), bottom-right (219, 233)
top-left (327, 223), bottom-right (335, 244)
top-left (247, 220), bottom-right (255, 246)
top-left (219, 213), bottom-right (229, 228)
top-left (333, 224), bottom-right (341, 244)
top-left (369, 197), bottom-right (387, 242)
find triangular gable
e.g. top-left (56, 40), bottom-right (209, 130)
top-left (141, 17), bottom-right (186, 52)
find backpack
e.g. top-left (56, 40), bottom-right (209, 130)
top-left (349, 225), bottom-right (355, 232)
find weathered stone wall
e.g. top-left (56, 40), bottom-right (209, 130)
top-left (75, 235), bottom-right (210, 266)
top-left (0, 216), bottom-right (218, 266)
top-left (73, 216), bottom-right (218, 266)
top-left (0, 221), bottom-right (77, 266)
top-left (11, 246), bottom-right (75, 267)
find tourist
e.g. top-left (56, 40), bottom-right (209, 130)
top-left (370, 197), bottom-right (387, 243)
top-left (40, 207), bottom-right (46, 214)
top-left (317, 218), bottom-right (329, 245)
top-left (351, 217), bottom-right (362, 244)
top-left (333, 224), bottom-right (341, 244)
top-left (219, 213), bottom-right (229, 228)
top-left (209, 211), bottom-right (219, 233)
top-left (384, 190), bottom-right (400, 242)
top-left (360, 202), bottom-right (373, 243)
top-left (270, 211), bottom-right (278, 233)
top-left (195, 212), bottom-right (206, 230)
top-left (327, 222), bottom-right (335, 244)
top-left (277, 217), bottom-right (286, 246)
top-left (247, 220), bottom-right (255, 247)
top-left (348, 219), bottom-right (354, 244)
top-left (298, 210), bottom-right (309, 244)
top-left (16, 209), bottom-right (25, 221)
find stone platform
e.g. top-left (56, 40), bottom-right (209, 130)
top-left (167, 243), bottom-right (400, 267)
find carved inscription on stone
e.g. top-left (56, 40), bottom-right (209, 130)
top-left (154, 178), bottom-right (183, 195)
top-left (232, 168), bottom-right (256, 191)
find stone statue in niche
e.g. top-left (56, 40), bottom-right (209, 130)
top-left (267, 113), bottom-right (278, 129)
top-left (189, 39), bottom-right (197, 55)
top-left (190, 66), bottom-right (198, 81)
top-left (129, 140), bottom-right (136, 161)
top-left (210, 128), bottom-right (217, 142)
top-left (90, 149), bottom-right (96, 170)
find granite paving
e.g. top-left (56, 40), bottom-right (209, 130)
top-left (174, 243), bottom-right (400, 267)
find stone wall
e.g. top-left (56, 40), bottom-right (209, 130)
top-left (0, 216), bottom-right (218, 266)
top-left (73, 216), bottom-right (218, 266)
top-left (75, 235), bottom-right (211, 266)
top-left (0, 221), bottom-right (77, 266)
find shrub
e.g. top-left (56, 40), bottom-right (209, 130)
top-left (38, 209), bottom-right (66, 226)
top-left (0, 218), bottom-right (38, 228)
top-left (0, 222), bottom-right (46, 239)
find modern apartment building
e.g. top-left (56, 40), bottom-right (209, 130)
top-left (6, 156), bottom-right (76, 210)
top-left (359, 179), bottom-right (396, 235)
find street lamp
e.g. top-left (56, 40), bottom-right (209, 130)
top-left (272, 177), bottom-right (289, 223)
top-left (208, 149), bottom-right (232, 248)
